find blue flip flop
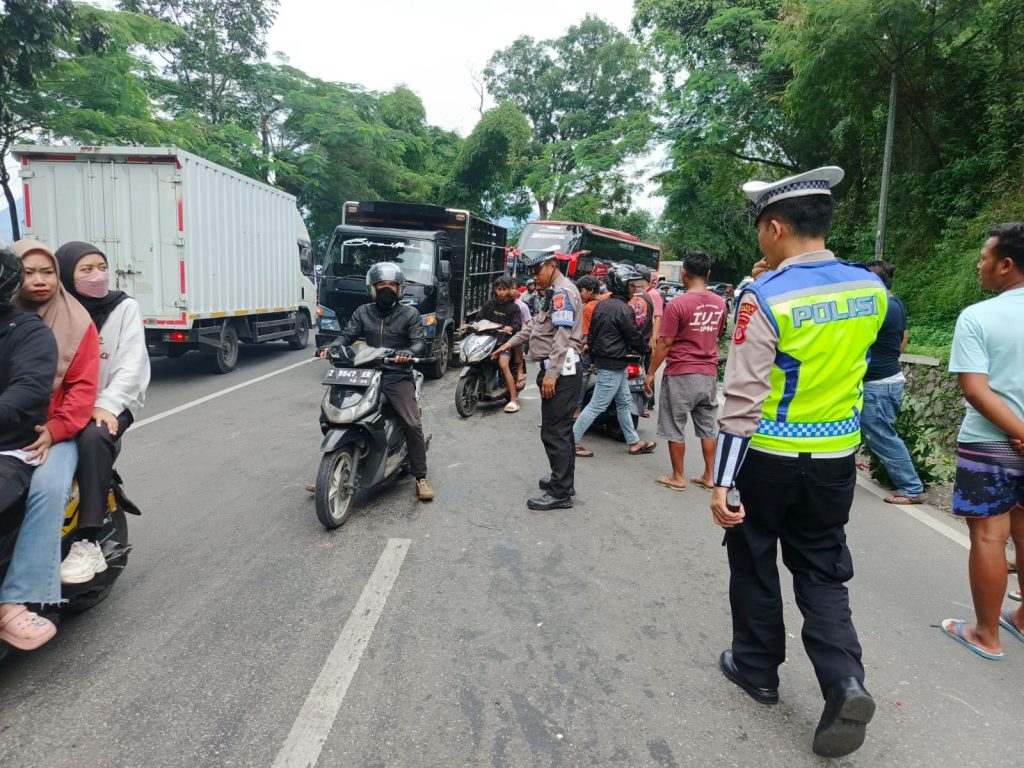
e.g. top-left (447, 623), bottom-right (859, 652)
top-left (999, 610), bottom-right (1024, 644)
top-left (940, 619), bottom-right (1004, 661)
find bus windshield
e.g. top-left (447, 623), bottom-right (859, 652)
top-left (322, 236), bottom-right (435, 285)
top-left (517, 223), bottom-right (579, 254)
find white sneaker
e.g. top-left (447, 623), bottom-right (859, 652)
top-left (60, 540), bottom-right (108, 585)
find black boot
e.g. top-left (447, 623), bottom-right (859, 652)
top-left (718, 650), bottom-right (778, 705)
top-left (527, 494), bottom-right (573, 510)
top-left (539, 474), bottom-right (575, 496)
top-left (812, 677), bottom-right (875, 758)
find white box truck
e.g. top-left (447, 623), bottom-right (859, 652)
top-left (14, 145), bottom-right (316, 373)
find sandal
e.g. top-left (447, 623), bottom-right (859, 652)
top-left (628, 441), bottom-right (657, 455)
top-left (940, 619), bottom-right (1003, 661)
top-left (504, 401), bottom-right (520, 413)
top-left (690, 477), bottom-right (715, 490)
top-left (575, 444), bottom-right (594, 457)
top-left (656, 476), bottom-right (686, 491)
top-left (0, 605), bottom-right (57, 651)
top-left (999, 609), bottom-right (1024, 644)
top-left (884, 493), bottom-right (928, 505)
top-left (1010, 590), bottom-right (1022, 602)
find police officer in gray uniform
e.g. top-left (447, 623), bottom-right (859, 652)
top-left (495, 248), bottom-right (583, 509)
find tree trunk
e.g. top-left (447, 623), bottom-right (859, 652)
top-left (261, 113), bottom-right (270, 183)
top-left (1, 166), bottom-right (20, 242)
top-left (538, 198), bottom-right (550, 219)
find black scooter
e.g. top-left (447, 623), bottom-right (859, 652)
top-left (315, 346), bottom-right (429, 529)
top-left (0, 470), bottom-right (139, 661)
top-left (579, 354), bottom-right (646, 441)
top-left (454, 320), bottom-right (516, 417)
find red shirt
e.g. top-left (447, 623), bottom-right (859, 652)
top-left (647, 286), bottom-right (664, 319)
top-left (46, 323), bottom-right (100, 443)
top-left (659, 290), bottom-right (727, 376)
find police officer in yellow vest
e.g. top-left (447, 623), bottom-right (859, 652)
top-left (710, 167), bottom-right (887, 759)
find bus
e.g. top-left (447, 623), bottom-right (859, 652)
top-left (509, 220), bottom-right (661, 280)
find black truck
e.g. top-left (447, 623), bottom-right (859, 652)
top-left (314, 201), bottom-right (508, 378)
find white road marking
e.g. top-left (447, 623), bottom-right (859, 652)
top-left (271, 538), bottom-right (411, 768)
top-left (132, 358), bottom-right (316, 431)
top-left (856, 475), bottom-right (969, 550)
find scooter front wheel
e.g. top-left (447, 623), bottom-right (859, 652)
top-left (455, 373), bottom-right (482, 417)
top-left (315, 448), bottom-right (356, 529)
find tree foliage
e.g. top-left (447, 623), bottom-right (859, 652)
top-left (637, 0), bottom-right (1024, 328)
top-left (485, 15), bottom-right (655, 220)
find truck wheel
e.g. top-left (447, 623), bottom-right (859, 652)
top-left (455, 373), bottom-right (481, 417)
top-left (212, 324), bottom-right (239, 374)
top-left (288, 313), bottom-right (310, 350)
top-left (425, 332), bottom-right (450, 380)
top-left (315, 448), bottom-right (356, 529)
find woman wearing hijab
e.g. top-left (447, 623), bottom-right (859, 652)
top-left (55, 242), bottom-right (150, 585)
top-left (0, 240), bottom-right (98, 651)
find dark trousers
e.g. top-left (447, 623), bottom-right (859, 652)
top-left (77, 410), bottom-right (134, 531)
top-left (0, 456), bottom-right (33, 515)
top-left (538, 370), bottom-right (582, 498)
top-left (380, 377), bottom-right (427, 480)
top-left (727, 449), bottom-right (864, 696)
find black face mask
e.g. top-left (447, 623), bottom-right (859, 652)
top-left (375, 287), bottom-right (398, 311)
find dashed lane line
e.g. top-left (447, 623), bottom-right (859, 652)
top-left (271, 538), bottom-right (412, 768)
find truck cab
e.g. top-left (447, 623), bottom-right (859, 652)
top-left (315, 225), bottom-right (453, 378)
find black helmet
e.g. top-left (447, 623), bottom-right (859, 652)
top-left (365, 262), bottom-right (407, 299)
top-left (605, 263), bottom-right (641, 300)
top-left (0, 246), bottom-right (22, 308)
top-left (518, 245), bottom-right (560, 271)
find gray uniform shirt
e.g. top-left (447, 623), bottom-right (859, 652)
top-left (509, 271), bottom-right (583, 381)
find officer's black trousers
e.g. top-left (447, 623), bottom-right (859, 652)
top-left (727, 449), bottom-right (864, 696)
top-left (538, 370), bottom-right (582, 499)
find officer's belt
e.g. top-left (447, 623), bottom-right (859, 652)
top-left (748, 445), bottom-right (857, 460)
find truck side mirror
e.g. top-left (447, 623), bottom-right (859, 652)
top-left (439, 260), bottom-right (451, 282)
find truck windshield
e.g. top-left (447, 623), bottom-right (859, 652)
top-left (517, 223), bottom-right (579, 254)
top-left (323, 237), bottom-right (435, 286)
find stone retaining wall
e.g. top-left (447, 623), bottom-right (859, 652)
top-left (900, 354), bottom-right (962, 453)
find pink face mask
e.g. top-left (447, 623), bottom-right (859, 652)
top-left (75, 270), bottom-right (110, 299)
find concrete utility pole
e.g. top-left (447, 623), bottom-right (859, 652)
top-left (875, 68), bottom-right (898, 259)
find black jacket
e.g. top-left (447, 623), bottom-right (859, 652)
top-left (478, 298), bottom-right (522, 342)
top-left (331, 301), bottom-right (426, 375)
top-left (588, 295), bottom-right (645, 370)
top-left (0, 307), bottom-right (58, 452)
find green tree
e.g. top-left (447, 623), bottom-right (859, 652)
top-left (0, 0), bottom-right (76, 237)
top-left (485, 15), bottom-right (655, 219)
top-left (0, 3), bottom-right (177, 239)
top-left (442, 101), bottom-right (531, 218)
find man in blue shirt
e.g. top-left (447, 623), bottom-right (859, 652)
top-left (860, 260), bottom-right (926, 504)
top-left (941, 222), bottom-right (1024, 661)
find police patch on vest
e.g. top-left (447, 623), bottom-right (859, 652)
top-left (733, 302), bottom-right (758, 344)
top-left (791, 295), bottom-right (878, 328)
top-left (552, 293), bottom-right (566, 311)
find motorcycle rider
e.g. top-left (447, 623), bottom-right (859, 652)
top-left (319, 263), bottom-right (433, 501)
top-left (475, 275), bottom-right (523, 413)
top-left (0, 245), bottom-right (60, 651)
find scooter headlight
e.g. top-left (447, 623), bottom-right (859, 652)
top-left (461, 334), bottom-right (497, 364)
top-left (322, 376), bottom-right (381, 424)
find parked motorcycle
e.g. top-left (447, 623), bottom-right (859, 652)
top-left (0, 470), bottom-right (139, 660)
top-left (454, 320), bottom-right (516, 417)
top-left (579, 354), bottom-right (646, 441)
top-left (315, 345), bottom-right (429, 529)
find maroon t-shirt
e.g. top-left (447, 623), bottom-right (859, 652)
top-left (660, 290), bottom-right (727, 376)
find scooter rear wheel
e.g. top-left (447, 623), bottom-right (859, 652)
top-left (455, 373), bottom-right (481, 417)
top-left (315, 448), bottom-right (356, 529)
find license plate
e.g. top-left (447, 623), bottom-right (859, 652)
top-left (628, 380), bottom-right (646, 393)
top-left (322, 368), bottom-right (375, 387)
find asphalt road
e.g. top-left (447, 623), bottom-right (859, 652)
top-left (1, 342), bottom-right (1020, 768)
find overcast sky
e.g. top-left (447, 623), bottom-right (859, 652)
top-left (267, 0), bottom-right (637, 136)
